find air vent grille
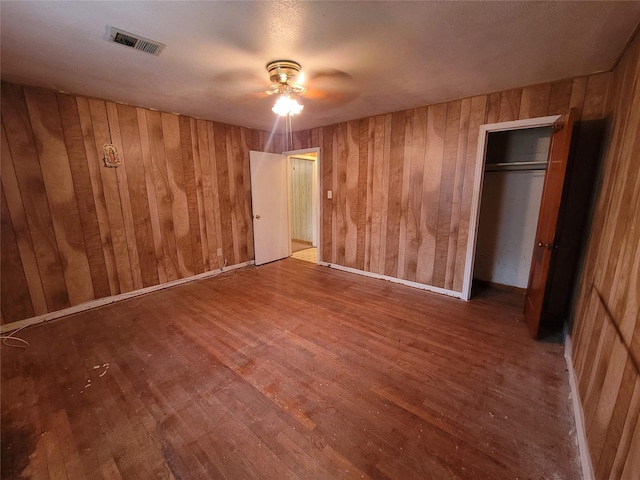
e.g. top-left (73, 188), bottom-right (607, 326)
top-left (108, 27), bottom-right (165, 56)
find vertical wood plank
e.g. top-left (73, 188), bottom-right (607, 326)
top-left (1, 187), bottom-right (35, 322)
top-left (239, 127), bottom-right (255, 262)
top-left (56, 94), bottom-right (111, 299)
top-left (161, 112), bottom-right (194, 277)
top-left (344, 120), bottom-right (360, 269)
top-left (402, 108), bottom-right (427, 282)
top-left (207, 122), bottom-right (225, 268)
top-left (196, 119), bottom-right (219, 270)
top-left (547, 79), bottom-right (573, 115)
top-left (136, 108), bottom-right (168, 284)
top-left (179, 116), bottom-right (204, 275)
top-left (2, 84), bottom-right (70, 311)
top-left (518, 84), bottom-right (552, 119)
top-left (432, 101), bottom-right (461, 288)
top-left (190, 118), bottom-right (210, 270)
top-left (330, 126), bottom-right (339, 263)
top-left (416, 104), bottom-right (446, 285)
top-left (145, 109), bottom-right (179, 282)
top-left (569, 77), bottom-right (589, 117)
top-left (321, 125), bottom-right (334, 263)
top-left (1, 122), bottom-right (48, 315)
top-left (76, 97), bottom-right (120, 295)
top-left (363, 119), bottom-right (375, 271)
top-left (607, 378), bottom-right (640, 479)
top-left (24, 87), bottom-right (94, 305)
top-left (445, 98), bottom-right (471, 290)
top-left (486, 93), bottom-right (501, 124)
top-left (368, 116), bottom-right (386, 274)
top-left (116, 103), bottom-right (159, 287)
top-left (355, 119), bottom-right (369, 270)
top-left (105, 102), bottom-right (144, 290)
top-left (377, 114), bottom-right (393, 275)
top-left (88, 98), bottom-right (134, 293)
top-left (213, 122), bottom-right (234, 264)
top-left (225, 125), bottom-right (245, 264)
top-left (594, 355), bottom-right (637, 478)
top-left (334, 122), bottom-right (348, 266)
top-left (498, 89), bottom-right (522, 122)
top-left (384, 111), bottom-right (407, 277)
top-left (396, 109), bottom-right (414, 280)
top-left (453, 95), bottom-right (487, 292)
top-left (582, 73), bottom-right (612, 121)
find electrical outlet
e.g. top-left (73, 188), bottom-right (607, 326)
top-left (217, 248), bottom-right (223, 256)
top-left (327, 190), bottom-right (333, 199)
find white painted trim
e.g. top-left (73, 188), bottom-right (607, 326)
top-left (564, 332), bottom-right (594, 480)
top-left (319, 262), bottom-right (464, 299)
top-left (0, 261), bottom-right (254, 334)
top-left (461, 114), bottom-right (562, 300)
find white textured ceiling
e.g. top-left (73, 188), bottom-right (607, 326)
top-left (2, 1), bottom-right (639, 132)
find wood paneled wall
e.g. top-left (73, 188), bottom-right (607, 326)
top-left (1, 83), bottom-right (280, 325)
top-left (571, 31), bottom-right (640, 480)
top-left (0, 43), bottom-right (637, 480)
top-left (291, 73), bottom-right (612, 293)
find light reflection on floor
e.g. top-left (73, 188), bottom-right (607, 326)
top-left (291, 247), bottom-right (317, 263)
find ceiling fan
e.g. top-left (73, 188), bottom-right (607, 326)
top-left (265, 60), bottom-right (306, 116)
top-left (211, 59), bottom-right (356, 112)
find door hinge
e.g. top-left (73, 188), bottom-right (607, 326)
top-left (552, 116), bottom-right (565, 133)
top-left (551, 118), bottom-right (564, 133)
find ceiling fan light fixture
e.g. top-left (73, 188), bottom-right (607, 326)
top-left (272, 95), bottom-right (303, 116)
top-left (266, 59), bottom-right (307, 97)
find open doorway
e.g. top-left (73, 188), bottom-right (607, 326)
top-left (249, 148), bottom-right (320, 266)
top-left (285, 149), bottom-right (319, 264)
top-left (463, 114), bottom-right (562, 302)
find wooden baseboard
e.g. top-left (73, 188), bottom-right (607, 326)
top-left (320, 262), bottom-right (464, 299)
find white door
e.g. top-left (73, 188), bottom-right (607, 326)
top-left (250, 151), bottom-right (290, 265)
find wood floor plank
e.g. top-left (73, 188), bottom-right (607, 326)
top-left (1, 259), bottom-right (581, 479)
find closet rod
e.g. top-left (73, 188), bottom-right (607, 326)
top-left (485, 161), bottom-right (547, 172)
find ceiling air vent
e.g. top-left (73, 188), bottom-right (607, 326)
top-left (108, 27), bottom-right (165, 56)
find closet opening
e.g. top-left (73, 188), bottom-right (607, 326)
top-left (473, 127), bottom-right (552, 296)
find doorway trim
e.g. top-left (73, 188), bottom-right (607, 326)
top-left (284, 147), bottom-right (321, 264)
top-left (462, 114), bottom-right (562, 301)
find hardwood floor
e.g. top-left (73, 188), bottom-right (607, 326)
top-left (1, 259), bottom-right (580, 479)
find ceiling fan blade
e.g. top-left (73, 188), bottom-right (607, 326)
top-left (211, 69), bottom-right (264, 88)
top-left (307, 68), bottom-right (353, 83)
top-left (304, 87), bottom-right (358, 105)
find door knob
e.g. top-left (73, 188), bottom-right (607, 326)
top-left (255, 214), bottom-right (261, 219)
